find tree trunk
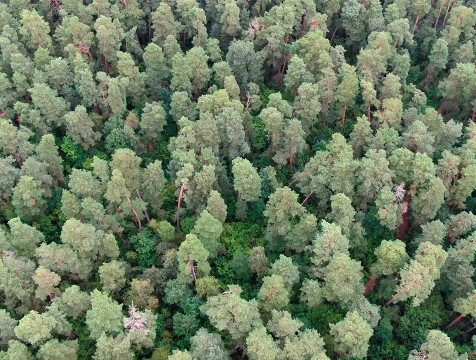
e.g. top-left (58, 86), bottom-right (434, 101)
top-left (446, 314), bottom-right (464, 329)
top-left (385, 297), bottom-right (396, 307)
top-left (301, 191), bottom-right (314, 206)
top-left (435, 4), bottom-right (444, 28)
top-left (176, 182), bottom-right (186, 227)
top-left (466, 326), bottom-right (476, 334)
top-left (104, 56), bottom-right (110, 75)
top-left (443, 4), bottom-right (452, 27)
top-left (412, 14), bottom-right (420, 34)
top-left (126, 196), bottom-right (142, 231)
top-left (364, 276), bottom-right (378, 297)
top-left (341, 105), bottom-right (347, 134)
top-left (288, 175), bottom-right (302, 187)
top-left (397, 193), bottom-right (411, 240)
top-left (135, 189), bottom-right (151, 224)
top-left (330, 27), bottom-right (338, 45)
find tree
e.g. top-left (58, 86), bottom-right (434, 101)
top-left (7, 217), bottom-right (44, 257)
top-left (85, 289), bottom-right (123, 340)
top-left (200, 285), bottom-right (262, 342)
top-left (329, 311), bottom-right (373, 359)
top-left (71, 54), bottom-right (98, 108)
top-left (64, 106), bottom-right (101, 150)
top-left (143, 43), bottom-right (168, 96)
top-left (36, 134), bottom-right (64, 186)
top-left (258, 274), bottom-right (289, 311)
top-left (94, 16), bottom-right (124, 72)
top-left (177, 234), bottom-right (210, 282)
top-left (447, 290), bottom-right (476, 329)
top-left (371, 240), bottom-right (408, 276)
top-left (33, 266), bottom-right (61, 301)
top-left (269, 255), bottom-right (299, 291)
top-left (246, 326), bottom-right (281, 360)
top-left (139, 102), bottom-right (166, 145)
top-left (206, 190), bottom-right (227, 223)
top-left (274, 119), bottom-right (306, 169)
top-left (190, 328), bottom-right (229, 360)
top-left (12, 175), bottom-right (46, 221)
top-left (300, 279), bottom-right (323, 308)
top-left (284, 56), bottom-right (314, 94)
top-left (14, 310), bottom-right (57, 346)
top-left (20, 9), bottom-right (52, 51)
top-left (142, 160), bottom-right (166, 215)
top-left (249, 246), bottom-right (268, 278)
top-left (334, 63), bottom-right (359, 131)
top-left (0, 309), bottom-right (18, 349)
top-left (191, 210), bottom-right (223, 259)
top-left (293, 82), bottom-right (321, 134)
top-left (310, 220), bottom-right (349, 277)
top-left (0, 340), bottom-right (34, 360)
top-left (409, 330), bottom-right (462, 360)
top-left (217, 107), bottom-right (250, 161)
top-left (267, 309), bottom-right (303, 340)
top-left (94, 333), bottom-right (134, 360)
top-left (99, 260), bottom-right (127, 294)
top-left (232, 157), bottom-right (261, 202)
top-left (36, 339), bottom-right (78, 360)
top-left (322, 253), bottom-right (364, 304)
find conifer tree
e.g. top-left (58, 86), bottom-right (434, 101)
top-left (330, 311), bottom-right (373, 359)
top-left (258, 274), bottom-right (289, 312)
top-left (85, 290), bottom-right (123, 340)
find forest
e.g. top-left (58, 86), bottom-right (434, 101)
top-left (0, 0), bottom-right (476, 359)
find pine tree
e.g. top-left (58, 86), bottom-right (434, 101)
top-left (12, 175), bottom-right (46, 221)
top-left (190, 328), bottom-right (229, 360)
top-left (191, 210), bottom-right (223, 259)
top-left (258, 274), bottom-right (289, 312)
top-left (293, 82), bottom-right (321, 134)
top-left (409, 330), bottom-right (462, 360)
top-left (322, 253), bottom-right (364, 304)
top-left (232, 157), bottom-right (261, 202)
top-left (246, 326), bottom-right (281, 360)
top-left (14, 310), bottom-right (57, 346)
top-left (200, 285), bottom-right (262, 342)
top-left (85, 290), bottom-right (123, 340)
top-left (64, 105), bottom-right (101, 150)
top-left (19, 9), bottom-right (52, 51)
top-left (330, 311), bottom-right (373, 359)
top-left (269, 255), bottom-right (299, 291)
top-left (94, 16), bottom-right (124, 72)
top-left (99, 260), bottom-right (127, 294)
top-left (177, 234), bottom-right (210, 282)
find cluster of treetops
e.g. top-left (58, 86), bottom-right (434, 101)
top-left (1, 0), bottom-right (476, 359)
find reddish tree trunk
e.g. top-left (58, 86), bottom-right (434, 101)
top-left (288, 175), bottom-right (302, 187)
top-left (330, 27), bottom-right (338, 45)
top-left (472, 109), bottom-right (475, 122)
top-left (246, 92), bottom-right (252, 108)
top-left (435, 4), bottom-right (444, 28)
top-left (446, 314), bottom-right (464, 329)
top-left (397, 193), bottom-right (411, 240)
top-left (385, 297), bottom-right (396, 307)
top-left (341, 105), bottom-right (347, 134)
top-left (466, 326), bottom-right (476, 334)
top-left (135, 189), bottom-right (151, 224)
top-left (176, 182), bottom-right (186, 227)
top-left (104, 56), bottom-right (110, 75)
top-left (394, 40), bottom-right (398, 47)
top-left (53, 0), bottom-right (61, 11)
top-left (364, 276), bottom-right (378, 297)
top-left (126, 196), bottom-right (142, 231)
top-left (290, 152), bottom-right (294, 172)
top-left (301, 191), bottom-right (314, 206)
top-left (368, 103), bottom-right (371, 121)
top-left (412, 14), bottom-right (420, 33)
top-left (437, 104), bottom-right (444, 114)
top-left (443, 4), bottom-right (452, 27)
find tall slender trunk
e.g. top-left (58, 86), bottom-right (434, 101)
top-left (435, 4), bottom-right (444, 28)
top-left (341, 105), bottom-right (347, 134)
top-left (135, 189), bottom-right (151, 224)
top-left (104, 56), bottom-right (110, 75)
top-left (443, 3), bottom-right (452, 27)
top-left (288, 175), bottom-right (302, 187)
top-left (385, 296), bottom-right (397, 307)
top-left (364, 276), bottom-right (378, 296)
top-left (126, 196), bottom-right (142, 231)
top-left (176, 182), bottom-right (186, 227)
top-left (412, 14), bottom-right (420, 33)
top-left (330, 27), bottom-right (338, 45)
top-left (301, 191), bottom-right (314, 206)
top-left (466, 326), bottom-right (476, 334)
top-left (446, 314), bottom-right (464, 329)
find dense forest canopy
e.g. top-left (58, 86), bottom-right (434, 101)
top-left (1, 0), bottom-right (476, 359)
